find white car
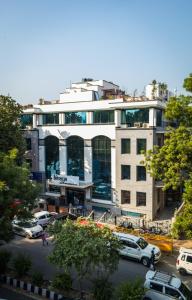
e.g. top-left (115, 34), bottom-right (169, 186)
top-left (113, 232), bottom-right (161, 266)
top-left (176, 247), bottom-right (192, 275)
top-left (34, 211), bottom-right (52, 227)
top-left (144, 270), bottom-right (192, 300)
top-left (12, 219), bottom-right (43, 239)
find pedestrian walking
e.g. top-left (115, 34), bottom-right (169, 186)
top-left (150, 247), bottom-right (156, 270)
top-left (41, 231), bottom-right (48, 246)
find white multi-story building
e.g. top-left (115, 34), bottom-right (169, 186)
top-left (22, 79), bottom-right (169, 220)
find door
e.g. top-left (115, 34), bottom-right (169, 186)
top-left (66, 189), bottom-right (85, 206)
top-left (185, 255), bottom-right (192, 274)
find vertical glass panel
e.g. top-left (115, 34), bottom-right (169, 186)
top-left (92, 136), bottom-right (111, 200)
top-left (20, 114), bottom-right (33, 128)
top-left (137, 139), bottom-right (146, 154)
top-left (45, 136), bottom-right (60, 178)
top-left (156, 109), bottom-right (162, 127)
top-left (121, 139), bottom-right (130, 154)
top-left (42, 113), bottom-right (59, 125)
top-left (65, 112), bottom-right (86, 124)
top-left (121, 108), bottom-right (149, 126)
top-left (93, 110), bottom-right (114, 124)
top-left (67, 136), bottom-right (84, 180)
top-left (121, 190), bottom-right (131, 204)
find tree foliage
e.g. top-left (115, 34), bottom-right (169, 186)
top-left (48, 219), bottom-right (121, 290)
top-left (0, 95), bottom-right (25, 158)
top-left (114, 278), bottom-right (145, 300)
top-left (183, 73), bottom-right (192, 93)
top-left (0, 149), bottom-right (40, 241)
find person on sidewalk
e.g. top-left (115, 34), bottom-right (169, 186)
top-left (41, 231), bottom-right (48, 246)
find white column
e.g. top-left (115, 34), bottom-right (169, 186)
top-left (39, 146), bottom-right (45, 172)
top-left (149, 108), bottom-right (156, 127)
top-left (59, 113), bottom-right (64, 125)
top-left (111, 146), bottom-right (116, 189)
top-left (84, 140), bottom-right (92, 182)
top-left (59, 141), bottom-right (67, 176)
top-left (33, 114), bottom-right (37, 128)
top-left (115, 110), bottom-right (121, 127)
top-left (87, 112), bottom-right (93, 124)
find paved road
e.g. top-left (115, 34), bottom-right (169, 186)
top-left (2, 235), bottom-right (192, 291)
top-left (0, 286), bottom-right (36, 300)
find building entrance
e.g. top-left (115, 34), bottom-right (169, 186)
top-left (66, 188), bottom-right (85, 206)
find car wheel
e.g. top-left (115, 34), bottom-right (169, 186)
top-left (141, 257), bottom-right (150, 267)
top-left (25, 233), bottom-right (31, 239)
top-left (179, 268), bottom-right (187, 275)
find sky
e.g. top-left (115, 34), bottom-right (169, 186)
top-left (0, 0), bottom-right (192, 104)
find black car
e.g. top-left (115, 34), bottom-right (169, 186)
top-left (48, 212), bottom-right (77, 225)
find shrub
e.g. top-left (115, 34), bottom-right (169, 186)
top-left (114, 278), bottom-right (145, 300)
top-left (92, 277), bottom-right (113, 300)
top-left (52, 273), bottom-right (72, 292)
top-left (31, 270), bottom-right (44, 286)
top-left (12, 253), bottom-right (32, 278)
top-left (0, 249), bottom-right (12, 274)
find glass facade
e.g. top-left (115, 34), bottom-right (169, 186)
top-left (121, 138), bottom-right (130, 154)
top-left (67, 136), bottom-right (84, 180)
top-left (65, 112), bottom-right (86, 124)
top-left (42, 113), bottom-right (59, 125)
top-left (121, 108), bottom-right (149, 126)
top-left (156, 109), bottom-right (162, 127)
top-left (92, 136), bottom-right (111, 200)
top-left (20, 114), bottom-right (33, 128)
top-left (45, 136), bottom-right (60, 178)
top-left (93, 110), bottom-right (114, 124)
top-left (137, 139), bottom-right (147, 154)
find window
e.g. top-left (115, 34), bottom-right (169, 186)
top-left (42, 113), bottom-right (59, 125)
top-left (121, 190), bottom-right (131, 204)
top-left (186, 255), bottom-right (192, 263)
top-left (137, 166), bottom-right (146, 181)
top-left (165, 287), bottom-right (180, 298)
top-left (45, 136), bottom-right (60, 178)
top-left (121, 108), bottom-right (149, 126)
top-left (121, 139), bottom-right (130, 154)
top-left (20, 114), bottom-right (33, 128)
top-left (136, 192), bottom-right (146, 206)
top-left (156, 109), bottom-right (162, 127)
top-left (25, 138), bottom-right (31, 150)
top-left (150, 283), bottom-right (163, 293)
top-left (181, 255), bottom-right (186, 261)
top-left (137, 139), bottom-right (146, 154)
top-left (93, 110), bottom-right (114, 124)
top-left (121, 165), bottom-right (130, 180)
top-left (65, 112), bottom-right (86, 124)
top-left (67, 136), bottom-right (84, 180)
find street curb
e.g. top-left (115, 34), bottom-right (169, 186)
top-left (0, 274), bottom-right (71, 300)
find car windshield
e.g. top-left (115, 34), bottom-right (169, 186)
top-left (137, 237), bottom-right (148, 249)
top-left (18, 221), bottom-right (37, 228)
top-left (179, 282), bottom-right (192, 300)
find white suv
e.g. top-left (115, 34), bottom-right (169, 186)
top-left (113, 232), bottom-right (161, 266)
top-left (34, 211), bottom-right (52, 227)
top-left (144, 270), bottom-right (192, 300)
top-left (176, 247), bottom-right (192, 275)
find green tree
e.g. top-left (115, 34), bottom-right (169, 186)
top-left (0, 149), bottom-right (40, 242)
top-left (183, 73), bottom-right (192, 93)
top-left (48, 219), bottom-right (121, 293)
top-left (144, 74), bottom-right (192, 238)
top-left (0, 95), bottom-right (25, 158)
top-left (114, 278), bottom-right (145, 300)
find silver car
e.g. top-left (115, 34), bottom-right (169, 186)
top-left (12, 219), bottom-right (43, 238)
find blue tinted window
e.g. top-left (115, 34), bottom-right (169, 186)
top-left (92, 136), bottom-right (111, 200)
top-left (42, 113), bottom-right (59, 125)
top-left (67, 136), bottom-right (84, 180)
top-left (45, 136), bottom-right (60, 178)
top-left (65, 112), bottom-right (86, 124)
top-left (93, 110), bottom-right (114, 123)
top-left (156, 109), bottom-right (162, 127)
top-left (20, 114), bottom-right (33, 128)
top-left (121, 108), bottom-right (149, 126)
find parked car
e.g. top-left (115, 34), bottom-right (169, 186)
top-left (34, 211), bottom-right (52, 227)
top-left (144, 270), bottom-right (192, 300)
top-left (176, 247), bottom-right (192, 275)
top-left (47, 212), bottom-right (77, 225)
top-left (12, 219), bottom-right (43, 238)
top-left (113, 232), bottom-right (161, 266)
